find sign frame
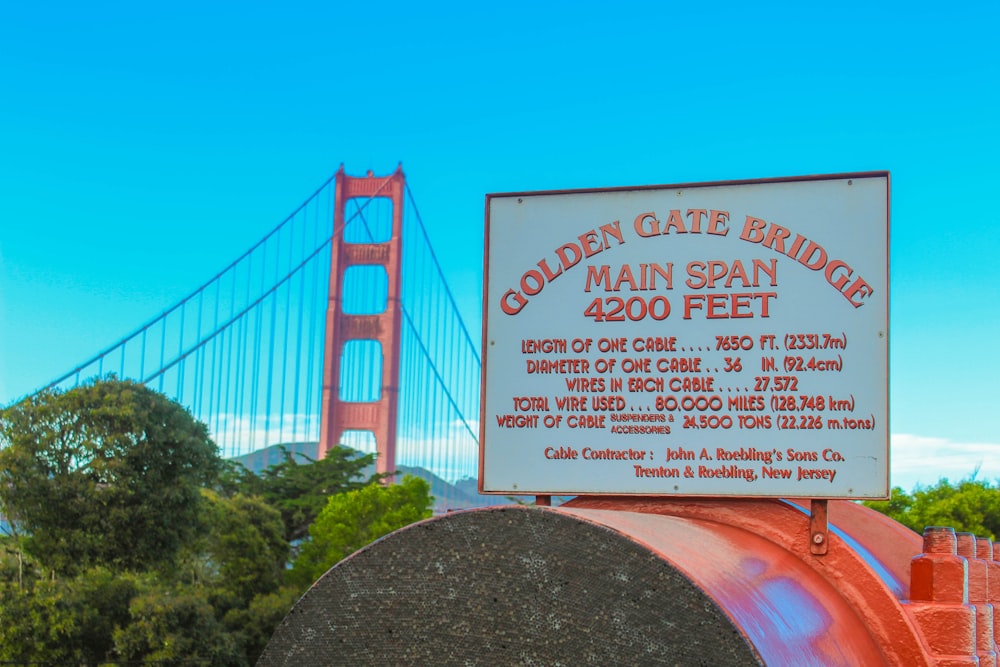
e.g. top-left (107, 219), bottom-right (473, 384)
top-left (480, 172), bottom-right (890, 499)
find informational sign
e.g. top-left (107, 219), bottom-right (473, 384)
top-left (480, 173), bottom-right (889, 498)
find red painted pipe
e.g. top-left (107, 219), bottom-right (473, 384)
top-left (562, 496), bottom-right (979, 665)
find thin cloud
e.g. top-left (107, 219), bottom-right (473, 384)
top-left (890, 433), bottom-right (1000, 492)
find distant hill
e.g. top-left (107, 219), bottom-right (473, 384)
top-left (395, 466), bottom-right (519, 513)
top-left (230, 442), bottom-right (533, 513)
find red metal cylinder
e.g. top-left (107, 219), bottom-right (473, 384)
top-left (261, 497), bottom-right (990, 665)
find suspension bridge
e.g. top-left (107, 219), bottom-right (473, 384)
top-left (23, 166), bottom-right (484, 510)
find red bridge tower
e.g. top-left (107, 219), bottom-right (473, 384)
top-left (319, 166), bottom-right (405, 479)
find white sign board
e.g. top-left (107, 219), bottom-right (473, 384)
top-left (480, 173), bottom-right (889, 498)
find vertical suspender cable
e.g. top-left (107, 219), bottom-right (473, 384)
top-left (158, 317), bottom-right (167, 393)
top-left (177, 301), bottom-right (186, 402)
top-left (264, 231), bottom-right (279, 448)
top-left (278, 220), bottom-right (294, 445)
top-left (223, 267), bottom-right (238, 455)
top-left (291, 231), bottom-right (306, 443)
top-left (215, 283), bottom-right (227, 450)
top-left (194, 289), bottom-right (204, 416)
top-left (239, 252), bottom-right (253, 454)
top-left (140, 329), bottom-right (147, 383)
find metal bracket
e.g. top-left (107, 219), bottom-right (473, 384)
top-left (810, 499), bottom-right (829, 555)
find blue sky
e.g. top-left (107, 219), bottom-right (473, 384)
top-left (1, 1), bottom-right (997, 491)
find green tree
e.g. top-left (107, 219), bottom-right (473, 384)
top-left (226, 445), bottom-right (384, 543)
top-left (865, 477), bottom-right (1000, 538)
top-left (0, 378), bottom-right (221, 575)
top-left (187, 490), bottom-right (289, 608)
top-left (0, 490), bottom-right (290, 665)
top-left (291, 475), bottom-right (433, 586)
top-left (0, 378), bottom-right (437, 662)
top-left (112, 583), bottom-right (244, 665)
top-left (222, 585), bottom-right (303, 664)
top-left (0, 567), bottom-right (137, 665)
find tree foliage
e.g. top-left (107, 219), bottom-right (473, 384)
top-left (0, 379), bottom-right (220, 574)
top-left (112, 584), bottom-right (243, 665)
top-left (225, 446), bottom-right (383, 542)
top-left (0, 567), bottom-right (137, 664)
top-left (292, 475), bottom-right (433, 586)
top-left (864, 477), bottom-right (1000, 538)
top-left (0, 378), bottom-right (434, 664)
top-left (192, 490), bottom-right (290, 607)
top-left (222, 585), bottom-right (303, 663)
